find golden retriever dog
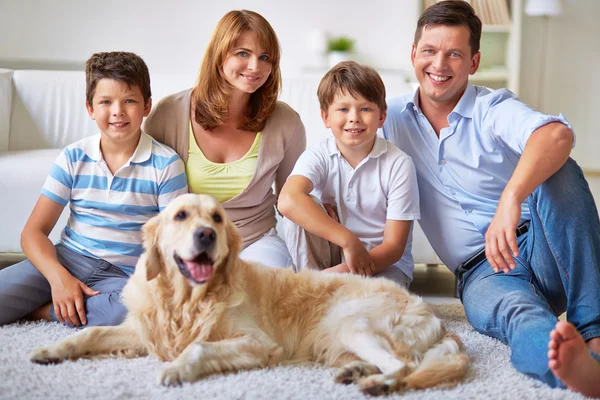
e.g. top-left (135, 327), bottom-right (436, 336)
top-left (30, 194), bottom-right (468, 395)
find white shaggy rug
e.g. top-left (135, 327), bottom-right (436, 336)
top-left (0, 303), bottom-right (588, 400)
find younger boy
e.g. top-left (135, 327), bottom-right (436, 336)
top-left (278, 61), bottom-right (420, 287)
top-left (0, 52), bottom-right (187, 327)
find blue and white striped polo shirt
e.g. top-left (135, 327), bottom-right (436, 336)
top-left (41, 131), bottom-right (188, 275)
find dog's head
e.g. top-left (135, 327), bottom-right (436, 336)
top-left (142, 194), bottom-right (241, 285)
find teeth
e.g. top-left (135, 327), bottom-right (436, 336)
top-left (346, 129), bottom-right (363, 133)
top-left (430, 74), bottom-right (450, 82)
top-left (112, 123), bottom-right (127, 127)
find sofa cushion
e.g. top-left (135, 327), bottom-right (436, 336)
top-left (10, 71), bottom-right (97, 151)
top-left (0, 149), bottom-right (69, 253)
top-left (0, 69), bottom-right (14, 152)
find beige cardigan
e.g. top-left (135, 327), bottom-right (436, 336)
top-left (143, 89), bottom-right (306, 249)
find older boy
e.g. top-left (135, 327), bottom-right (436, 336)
top-left (0, 52), bottom-right (187, 328)
top-left (278, 61), bottom-right (419, 288)
top-left (382, 1), bottom-right (600, 396)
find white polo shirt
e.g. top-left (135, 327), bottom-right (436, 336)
top-left (290, 136), bottom-right (420, 278)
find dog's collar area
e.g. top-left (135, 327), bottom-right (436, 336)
top-left (174, 252), bottom-right (215, 284)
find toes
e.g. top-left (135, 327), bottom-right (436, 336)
top-left (554, 321), bottom-right (578, 340)
top-left (160, 367), bottom-right (184, 387)
top-left (334, 362), bottom-right (380, 385)
top-left (29, 348), bottom-right (65, 365)
top-left (359, 375), bottom-right (398, 396)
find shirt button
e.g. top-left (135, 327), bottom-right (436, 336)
top-left (467, 208), bottom-right (473, 214)
top-left (440, 159), bottom-right (446, 165)
top-left (450, 189), bottom-right (456, 195)
top-left (413, 106), bottom-right (417, 111)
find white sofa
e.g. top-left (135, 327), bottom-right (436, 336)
top-left (0, 68), bottom-right (442, 266)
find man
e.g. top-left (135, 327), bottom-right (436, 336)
top-left (382, 1), bottom-right (600, 397)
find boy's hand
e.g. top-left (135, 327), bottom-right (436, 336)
top-left (50, 273), bottom-right (100, 326)
top-left (343, 239), bottom-right (375, 277)
top-left (323, 203), bottom-right (339, 223)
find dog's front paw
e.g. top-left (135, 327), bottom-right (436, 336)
top-left (160, 364), bottom-right (199, 387)
top-left (334, 361), bottom-right (381, 384)
top-left (30, 347), bottom-right (66, 365)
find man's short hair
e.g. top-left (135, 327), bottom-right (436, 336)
top-left (317, 61), bottom-right (387, 113)
top-left (415, 0), bottom-right (482, 55)
top-left (85, 51), bottom-right (151, 107)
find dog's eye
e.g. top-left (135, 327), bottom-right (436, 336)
top-left (212, 213), bottom-right (222, 223)
top-left (175, 211), bottom-right (187, 221)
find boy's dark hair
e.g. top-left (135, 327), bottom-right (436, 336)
top-left (317, 61), bottom-right (387, 113)
top-left (415, 0), bottom-right (482, 55)
top-left (85, 51), bottom-right (151, 107)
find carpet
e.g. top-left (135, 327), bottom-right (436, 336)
top-left (0, 303), bottom-right (587, 400)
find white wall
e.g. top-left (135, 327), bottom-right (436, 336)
top-left (2, 0), bottom-right (598, 172)
top-left (519, 0), bottom-right (600, 172)
top-left (0, 0), bottom-right (419, 79)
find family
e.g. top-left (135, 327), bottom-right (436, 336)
top-left (0, 1), bottom-right (598, 397)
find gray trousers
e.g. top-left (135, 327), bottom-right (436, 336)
top-left (282, 199), bottom-right (411, 289)
top-left (0, 244), bottom-right (129, 327)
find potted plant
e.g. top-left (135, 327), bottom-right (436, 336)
top-left (327, 36), bottom-right (355, 67)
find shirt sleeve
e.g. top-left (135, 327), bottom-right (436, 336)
top-left (288, 142), bottom-right (329, 190)
top-left (158, 154), bottom-right (188, 211)
top-left (386, 154), bottom-right (420, 221)
top-left (41, 149), bottom-right (73, 207)
top-left (481, 89), bottom-right (574, 154)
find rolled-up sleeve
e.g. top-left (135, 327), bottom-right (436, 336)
top-left (482, 89), bottom-right (574, 153)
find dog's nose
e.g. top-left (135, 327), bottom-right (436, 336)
top-left (194, 227), bottom-right (216, 248)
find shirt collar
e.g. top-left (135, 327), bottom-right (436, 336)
top-left (130, 131), bottom-right (153, 163)
top-left (83, 133), bottom-right (102, 161)
top-left (451, 82), bottom-right (476, 119)
top-left (400, 86), bottom-right (421, 114)
top-left (83, 131), bottom-right (152, 164)
top-left (326, 136), bottom-right (388, 159)
top-left (400, 82), bottom-right (476, 119)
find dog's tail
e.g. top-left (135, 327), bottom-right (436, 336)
top-left (401, 332), bottom-right (469, 389)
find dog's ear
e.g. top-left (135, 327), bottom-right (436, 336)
top-left (142, 213), bottom-right (162, 281)
top-left (226, 219), bottom-right (242, 262)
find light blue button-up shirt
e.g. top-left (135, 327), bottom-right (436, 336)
top-left (382, 83), bottom-right (573, 271)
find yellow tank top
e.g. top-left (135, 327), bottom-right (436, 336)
top-left (186, 122), bottom-right (261, 203)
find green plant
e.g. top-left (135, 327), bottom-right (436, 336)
top-left (327, 36), bottom-right (355, 53)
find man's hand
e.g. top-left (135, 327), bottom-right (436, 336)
top-left (50, 272), bottom-right (100, 326)
top-left (343, 238), bottom-right (375, 276)
top-left (485, 193), bottom-right (522, 274)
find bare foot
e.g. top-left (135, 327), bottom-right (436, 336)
top-left (26, 302), bottom-right (52, 322)
top-left (548, 321), bottom-right (600, 398)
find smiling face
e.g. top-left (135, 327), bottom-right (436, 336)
top-left (322, 90), bottom-right (386, 157)
top-left (411, 24), bottom-right (480, 110)
top-left (222, 31), bottom-right (273, 97)
top-left (86, 78), bottom-right (151, 146)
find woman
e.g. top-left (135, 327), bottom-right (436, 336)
top-left (144, 10), bottom-right (306, 268)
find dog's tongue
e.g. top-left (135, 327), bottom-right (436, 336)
top-left (183, 261), bottom-right (213, 282)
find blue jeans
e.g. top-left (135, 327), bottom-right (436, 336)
top-left (457, 158), bottom-right (600, 388)
top-left (0, 244), bottom-right (129, 327)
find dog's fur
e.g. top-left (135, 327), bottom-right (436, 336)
top-left (30, 194), bottom-right (468, 395)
